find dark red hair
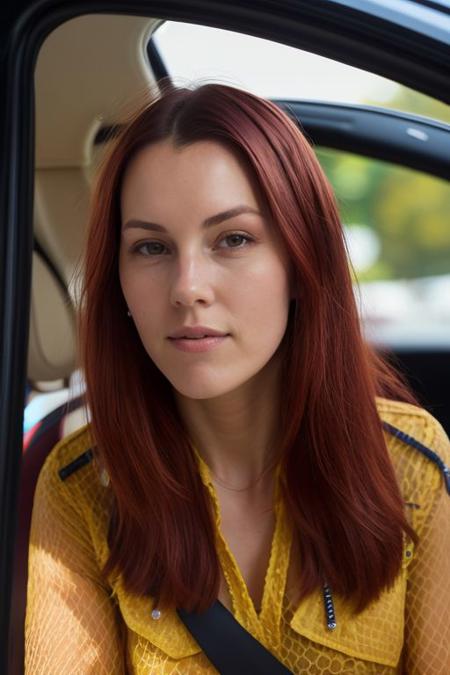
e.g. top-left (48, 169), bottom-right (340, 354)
top-left (80, 81), bottom-right (416, 613)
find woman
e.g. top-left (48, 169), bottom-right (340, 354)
top-left (25, 82), bottom-right (450, 674)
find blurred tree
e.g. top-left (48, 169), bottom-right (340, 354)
top-left (316, 89), bottom-right (450, 283)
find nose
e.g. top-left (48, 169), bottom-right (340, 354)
top-left (169, 254), bottom-right (215, 308)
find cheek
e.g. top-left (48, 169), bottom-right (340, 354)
top-left (235, 261), bottom-right (290, 333)
top-left (119, 268), bottom-right (164, 340)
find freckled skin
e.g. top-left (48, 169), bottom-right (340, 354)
top-left (119, 139), bottom-right (292, 403)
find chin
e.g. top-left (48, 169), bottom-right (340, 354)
top-left (167, 371), bottom-right (246, 401)
top-left (170, 380), bottom-right (231, 401)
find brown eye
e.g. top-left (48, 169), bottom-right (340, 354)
top-left (218, 233), bottom-right (254, 249)
top-left (132, 241), bottom-right (168, 256)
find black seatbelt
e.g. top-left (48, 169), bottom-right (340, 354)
top-left (177, 600), bottom-right (293, 674)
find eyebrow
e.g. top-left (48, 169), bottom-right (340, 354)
top-left (122, 205), bottom-right (262, 232)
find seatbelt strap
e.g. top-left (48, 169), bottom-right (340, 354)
top-left (177, 600), bottom-right (293, 674)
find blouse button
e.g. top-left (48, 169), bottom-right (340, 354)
top-left (403, 546), bottom-right (414, 566)
top-left (151, 609), bottom-right (162, 620)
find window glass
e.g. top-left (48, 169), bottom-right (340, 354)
top-left (154, 21), bottom-right (450, 124)
top-left (318, 149), bottom-right (450, 348)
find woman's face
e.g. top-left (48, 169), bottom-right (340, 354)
top-left (119, 139), bottom-right (292, 400)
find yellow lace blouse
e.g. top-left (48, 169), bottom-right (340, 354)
top-left (25, 398), bottom-right (450, 674)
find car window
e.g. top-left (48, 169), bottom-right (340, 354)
top-left (317, 149), bottom-right (450, 348)
top-left (154, 21), bottom-right (450, 124)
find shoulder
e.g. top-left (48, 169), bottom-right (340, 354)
top-left (37, 423), bottom-right (97, 492)
top-left (376, 397), bottom-right (450, 531)
top-left (376, 397), bottom-right (450, 469)
top-left (34, 424), bottom-right (111, 541)
top-left (376, 396), bottom-right (440, 427)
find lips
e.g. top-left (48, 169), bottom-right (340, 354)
top-left (168, 325), bottom-right (229, 339)
top-left (168, 334), bottom-right (229, 353)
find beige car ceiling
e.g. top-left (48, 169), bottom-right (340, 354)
top-left (31, 13), bottom-right (161, 382)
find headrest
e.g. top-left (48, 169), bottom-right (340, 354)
top-left (27, 251), bottom-right (76, 382)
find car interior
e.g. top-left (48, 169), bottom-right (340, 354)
top-left (3, 4), bottom-right (450, 673)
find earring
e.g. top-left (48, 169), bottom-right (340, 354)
top-left (127, 309), bottom-right (131, 317)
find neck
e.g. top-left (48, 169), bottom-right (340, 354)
top-left (174, 357), bottom-right (282, 488)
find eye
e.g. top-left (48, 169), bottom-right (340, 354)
top-left (217, 232), bottom-right (254, 249)
top-left (129, 232), bottom-right (254, 257)
top-left (131, 241), bottom-right (169, 257)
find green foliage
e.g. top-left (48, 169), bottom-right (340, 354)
top-left (316, 89), bottom-right (450, 282)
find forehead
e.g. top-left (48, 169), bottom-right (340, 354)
top-left (120, 139), bottom-right (264, 215)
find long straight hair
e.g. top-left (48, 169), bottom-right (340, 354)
top-left (80, 82), bottom-right (417, 612)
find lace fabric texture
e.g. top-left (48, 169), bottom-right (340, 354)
top-left (25, 398), bottom-right (450, 674)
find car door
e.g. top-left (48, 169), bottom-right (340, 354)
top-left (1, 2), bottom-right (449, 673)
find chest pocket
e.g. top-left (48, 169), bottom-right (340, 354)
top-left (112, 579), bottom-right (202, 660)
top-left (289, 543), bottom-right (414, 668)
